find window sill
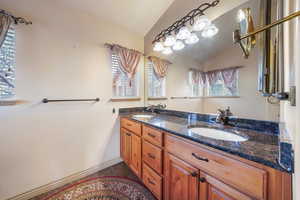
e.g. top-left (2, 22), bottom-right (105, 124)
top-left (203, 96), bottom-right (240, 99)
top-left (0, 99), bottom-right (28, 106)
top-left (110, 97), bottom-right (141, 102)
top-left (170, 96), bottom-right (240, 100)
top-left (148, 97), bottom-right (168, 101)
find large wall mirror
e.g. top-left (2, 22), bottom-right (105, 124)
top-left (143, 0), bottom-right (281, 122)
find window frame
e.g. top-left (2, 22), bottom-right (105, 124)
top-left (147, 62), bottom-right (166, 99)
top-left (111, 52), bottom-right (140, 100)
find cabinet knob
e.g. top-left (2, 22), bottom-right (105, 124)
top-left (148, 178), bottom-right (156, 185)
top-left (126, 133), bottom-right (131, 136)
top-left (147, 153), bottom-right (156, 159)
top-left (199, 177), bottom-right (206, 183)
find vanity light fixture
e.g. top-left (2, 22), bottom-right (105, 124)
top-left (152, 0), bottom-right (220, 54)
top-left (153, 42), bottom-right (164, 52)
top-left (172, 40), bottom-right (185, 51)
top-left (202, 24), bottom-right (219, 38)
top-left (185, 33), bottom-right (200, 44)
top-left (164, 35), bottom-right (176, 47)
top-left (176, 26), bottom-right (192, 40)
top-left (162, 47), bottom-right (173, 55)
top-left (193, 16), bottom-right (211, 31)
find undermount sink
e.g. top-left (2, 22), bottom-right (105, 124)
top-left (189, 127), bottom-right (248, 142)
top-left (132, 114), bottom-right (154, 119)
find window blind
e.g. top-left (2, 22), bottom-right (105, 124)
top-left (147, 62), bottom-right (166, 97)
top-left (0, 26), bottom-right (16, 99)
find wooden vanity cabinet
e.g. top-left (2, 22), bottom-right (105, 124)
top-left (120, 118), bottom-right (292, 200)
top-left (120, 118), bottom-right (142, 178)
top-left (164, 153), bottom-right (199, 200)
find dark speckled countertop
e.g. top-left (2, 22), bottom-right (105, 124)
top-left (120, 110), bottom-right (290, 173)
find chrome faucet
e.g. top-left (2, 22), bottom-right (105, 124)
top-left (216, 107), bottom-right (233, 125)
top-left (146, 104), bottom-right (167, 113)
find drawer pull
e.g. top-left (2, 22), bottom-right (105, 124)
top-left (148, 133), bottom-right (156, 138)
top-left (191, 172), bottom-right (198, 177)
top-left (199, 177), bottom-right (206, 183)
top-left (147, 153), bottom-right (156, 159)
top-left (147, 178), bottom-right (156, 185)
top-left (126, 123), bottom-right (132, 127)
top-left (126, 133), bottom-right (131, 136)
top-left (192, 153), bottom-right (209, 162)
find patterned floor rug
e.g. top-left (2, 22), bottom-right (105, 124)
top-left (43, 176), bottom-right (155, 200)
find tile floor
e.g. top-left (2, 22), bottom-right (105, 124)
top-left (30, 162), bottom-right (155, 200)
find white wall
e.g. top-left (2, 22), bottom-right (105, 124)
top-left (282, 0), bottom-right (300, 199)
top-left (201, 46), bottom-right (280, 121)
top-left (0, 0), bottom-right (144, 199)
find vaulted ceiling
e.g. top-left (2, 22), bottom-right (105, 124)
top-left (59, 0), bottom-right (175, 36)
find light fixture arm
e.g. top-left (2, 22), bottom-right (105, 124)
top-left (234, 10), bottom-right (300, 47)
top-left (152, 0), bottom-right (220, 44)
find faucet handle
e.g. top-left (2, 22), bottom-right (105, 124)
top-left (225, 107), bottom-right (233, 116)
top-left (217, 109), bottom-right (225, 114)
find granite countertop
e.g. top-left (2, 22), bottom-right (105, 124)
top-left (120, 111), bottom-right (289, 173)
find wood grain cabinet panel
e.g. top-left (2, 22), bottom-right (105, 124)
top-left (143, 140), bottom-right (163, 174)
top-left (121, 118), bottom-right (142, 136)
top-left (165, 134), bottom-right (267, 200)
top-left (143, 163), bottom-right (163, 200)
top-left (129, 133), bottom-right (141, 178)
top-left (120, 128), bottom-right (131, 165)
top-left (199, 172), bottom-right (253, 200)
top-left (164, 153), bottom-right (199, 200)
top-left (143, 125), bottom-right (163, 147)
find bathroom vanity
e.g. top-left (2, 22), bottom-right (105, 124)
top-left (119, 110), bottom-right (292, 200)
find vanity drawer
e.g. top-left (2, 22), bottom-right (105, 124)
top-left (165, 134), bottom-right (268, 200)
top-left (143, 140), bottom-right (163, 174)
top-left (142, 162), bottom-right (162, 200)
top-left (121, 118), bottom-right (141, 136)
top-left (143, 125), bottom-right (163, 147)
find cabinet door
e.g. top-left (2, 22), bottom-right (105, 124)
top-left (129, 133), bottom-right (142, 177)
top-left (120, 128), bottom-right (131, 165)
top-left (165, 153), bottom-right (199, 200)
top-left (199, 172), bottom-right (253, 200)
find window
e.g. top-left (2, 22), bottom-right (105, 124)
top-left (188, 68), bottom-right (239, 97)
top-left (147, 62), bottom-right (166, 98)
top-left (188, 70), bottom-right (203, 97)
top-left (206, 70), bottom-right (239, 97)
top-left (111, 52), bottom-right (139, 98)
top-left (0, 26), bottom-right (16, 99)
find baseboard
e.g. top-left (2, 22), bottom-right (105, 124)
top-left (7, 157), bottom-right (123, 200)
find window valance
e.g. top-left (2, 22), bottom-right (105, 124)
top-left (106, 44), bottom-right (142, 81)
top-left (148, 56), bottom-right (172, 79)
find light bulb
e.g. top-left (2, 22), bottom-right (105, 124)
top-left (201, 24), bottom-right (219, 38)
top-left (193, 15), bottom-right (211, 31)
top-left (162, 47), bottom-right (173, 55)
top-left (176, 26), bottom-right (191, 40)
top-left (164, 35), bottom-right (176, 47)
top-left (185, 33), bottom-right (199, 44)
top-left (172, 40), bottom-right (185, 51)
top-left (153, 42), bottom-right (164, 52)
top-left (237, 9), bottom-right (246, 22)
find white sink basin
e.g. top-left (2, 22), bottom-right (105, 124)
top-left (132, 114), bottom-right (154, 119)
top-left (189, 127), bottom-right (248, 142)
